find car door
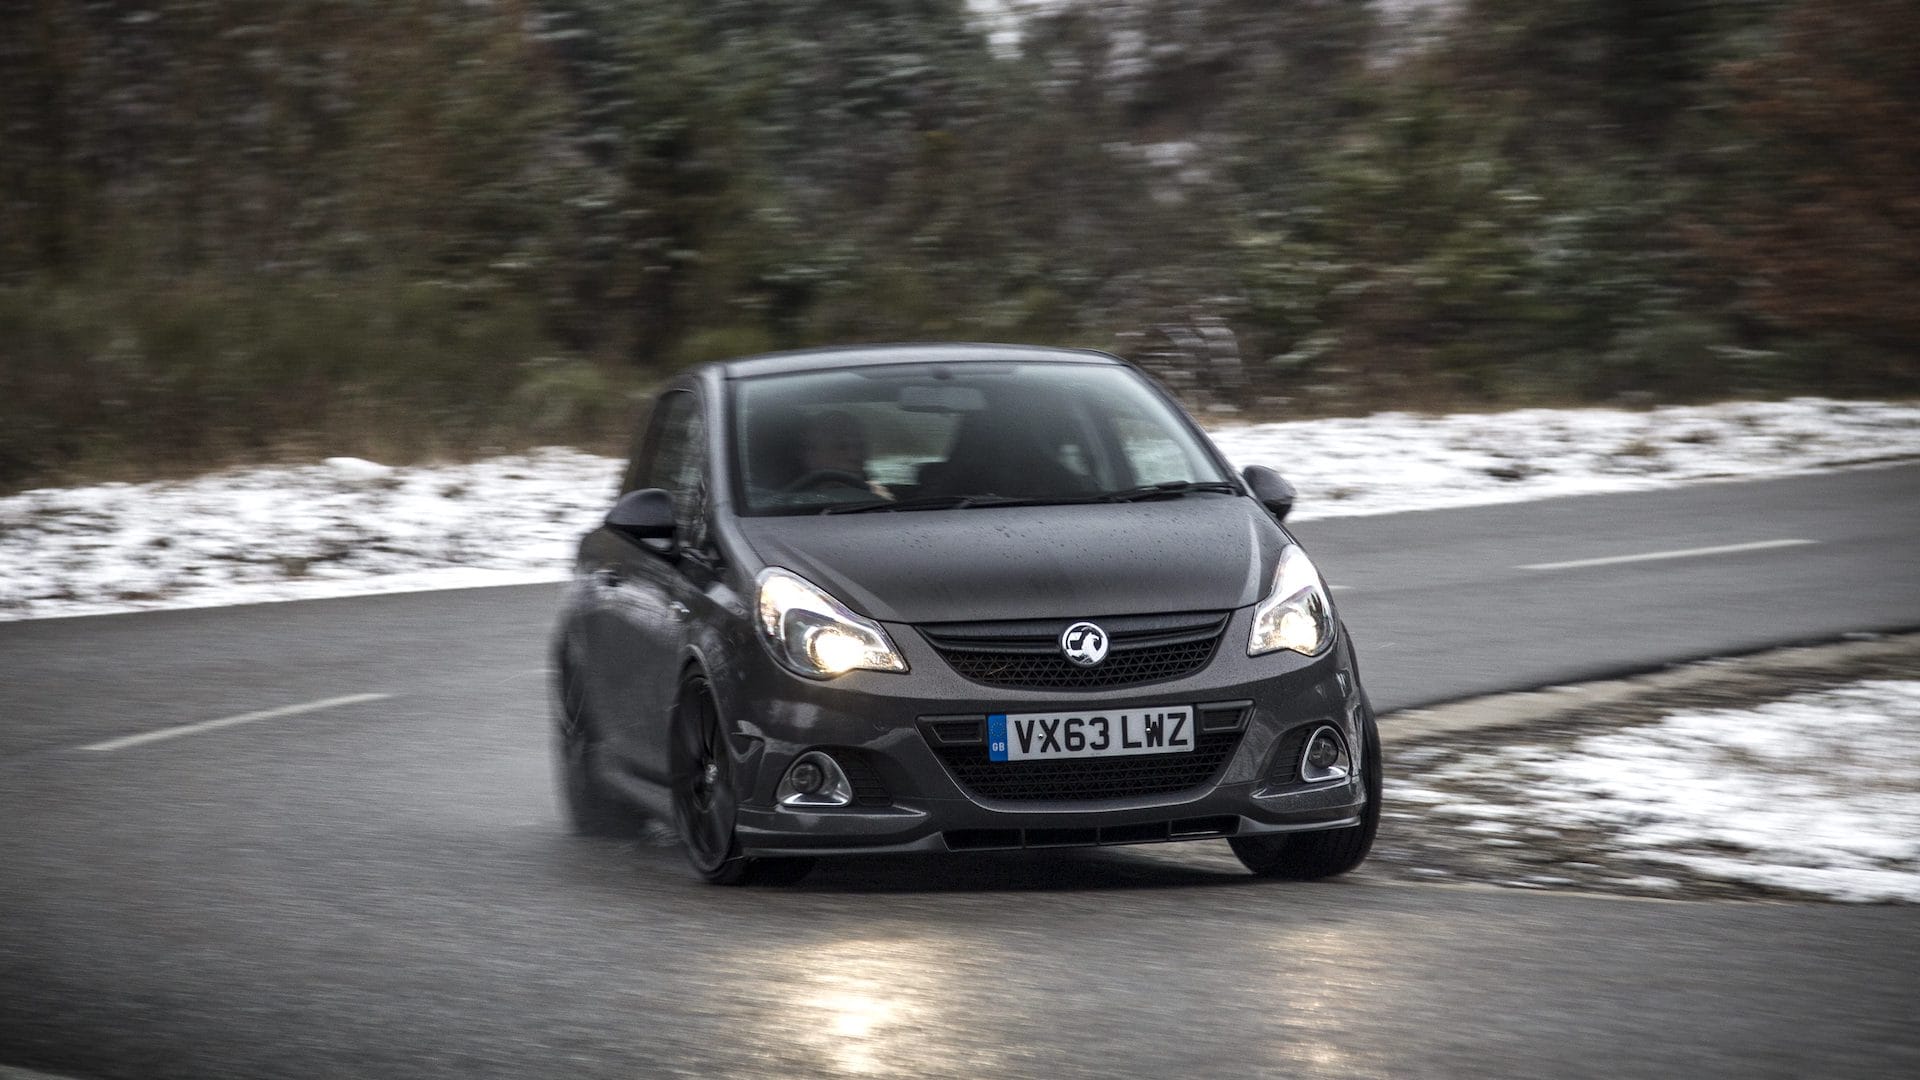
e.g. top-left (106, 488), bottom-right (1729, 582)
top-left (629, 390), bottom-right (726, 780)
top-left (581, 386), bottom-right (709, 783)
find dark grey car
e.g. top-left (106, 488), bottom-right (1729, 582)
top-left (553, 344), bottom-right (1379, 884)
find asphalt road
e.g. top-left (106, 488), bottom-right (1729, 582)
top-left (1296, 461), bottom-right (1920, 709)
top-left (2, 464), bottom-right (1918, 1079)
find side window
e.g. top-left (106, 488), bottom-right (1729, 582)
top-left (619, 394), bottom-right (674, 496)
top-left (625, 390), bottom-right (709, 546)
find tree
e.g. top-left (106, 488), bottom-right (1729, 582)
top-left (1705, 0), bottom-right (1920, 372)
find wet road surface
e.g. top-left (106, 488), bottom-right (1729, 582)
top-left (3, 466), bottom-right (1918, 1078)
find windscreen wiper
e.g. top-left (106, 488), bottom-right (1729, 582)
top-left (820, 494), bottom-right (1048, 514)
top-left (821, 482), bottom-right (1238, 513)
top-left (1095, 480), bottom-right (1241, 502)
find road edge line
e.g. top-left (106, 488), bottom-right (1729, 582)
top-left (78, 693), bottom-right (392, 752)
top-left (1518, 537), bottom-right (1816, 571)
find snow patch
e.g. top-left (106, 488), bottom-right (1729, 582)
top-left (1218, 397), bottom-right (1920, 522)
top-left (0, 449), bottom-right (613, 621)
top-left (1390, 681), bottom-right (1920, 903)
top-left (323, 456), bottom-right (396, 481)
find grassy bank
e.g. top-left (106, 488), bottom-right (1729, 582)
top-left (0, 277), bottom-right (650, 493)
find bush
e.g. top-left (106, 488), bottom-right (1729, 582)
top-left (0, 275), bottom-right (638, 491)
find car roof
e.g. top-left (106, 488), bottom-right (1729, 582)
top-left (716, 342), bottom-right (1125, 380)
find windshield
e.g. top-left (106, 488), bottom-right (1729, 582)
top-left (730, 361), bottom-right (1234, 515)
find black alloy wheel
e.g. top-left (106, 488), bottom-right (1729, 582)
top-left (1229, 698), bottom-right (1383, 880)
top-left (555, 646), bottom-right (639, 837)
top-left (670, 673), bottom-right (814, 886)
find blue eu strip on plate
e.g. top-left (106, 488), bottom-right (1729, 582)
top-left (987, 713), bottom-right (1009, 762)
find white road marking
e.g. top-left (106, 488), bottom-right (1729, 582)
top-left (2, 1065), bottom-right (92, 1080)
top-left (494, 666), bottom-right (553, 686)
top-left (78, 693), bottom-right (392, 752)
top-left (1519, 539), bottom-right (1816, 572)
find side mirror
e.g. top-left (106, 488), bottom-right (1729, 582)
top-left (1241, 465), bottom-right (1296, 522)
top-left (607, 488), bottom-right (676, 552)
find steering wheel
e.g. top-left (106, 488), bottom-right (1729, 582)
top-left (783, 469), bottom-right (870, 493)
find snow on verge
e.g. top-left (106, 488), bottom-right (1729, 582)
top-left (1208, 396), bottom-right (1920, 519)
top-left (2, 397), bottom-right (1917, 621)
top-left (0, 450), bottom-right (617, 621)
top-left (1394, 681), bottom-right (1920, 903)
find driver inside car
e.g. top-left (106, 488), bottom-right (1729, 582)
top-left (794, 409), bottom-right (891, 499)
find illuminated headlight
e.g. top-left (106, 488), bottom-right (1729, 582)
top-left (755, 567), bottom-right (908, 679)
top-left (1248, 544), bottom-right (1333, 657)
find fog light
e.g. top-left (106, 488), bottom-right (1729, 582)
top-left (1299, 726), bottom-right (1352, 784)
top-left (788, 760), bottom-right (825, 794)
top-left (776, 751), bottom-right (854, 808)
top-left (1306, 738), bottom-right (1340, 770)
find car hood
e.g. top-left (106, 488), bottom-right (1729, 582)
top-left (732, 496), bottom-right (1284, 624)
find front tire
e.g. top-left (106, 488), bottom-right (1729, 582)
top-left (1230, 701), bottom-right (1382, 880)
top-left (669, 672), bottom-right (815, 886)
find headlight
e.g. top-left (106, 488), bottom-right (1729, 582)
top-left (755, 567), bottom-right (908, 678)
top-left (1248, 544), bottom-right (1333, 657)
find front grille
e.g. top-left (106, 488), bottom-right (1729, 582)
top-left (919, 611), bottom-right (1229, 691)
top-left (931, 728), bottom-right (1242, 801)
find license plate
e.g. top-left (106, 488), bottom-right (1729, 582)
top-left (987, 706), bottom-right (1195, 762)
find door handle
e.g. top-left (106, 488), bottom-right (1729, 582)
top-left (667, 601), bottom-right (691, 620)
top-left (592, 568), bottom-right (622, 588)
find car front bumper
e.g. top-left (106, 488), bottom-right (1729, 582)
top-left (709, 607), bottom-right (1372, 858)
